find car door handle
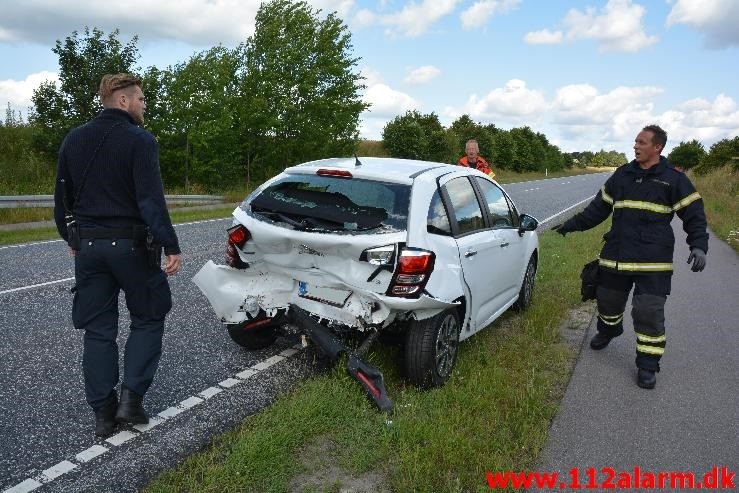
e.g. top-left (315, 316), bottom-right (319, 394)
top-left (464, 250), bottom-right (477, 257)
top-left (499, 242), bottom-right (510, 248)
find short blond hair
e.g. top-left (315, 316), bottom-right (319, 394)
top-left (98, 73), bottom-right (142, 105)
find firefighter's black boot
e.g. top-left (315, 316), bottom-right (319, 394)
top-left (590, 332), bottom-right (613, 350)
top-left (637, 369), bottom-right (656, 389)
top-left (115, 387), bottom-right (149, 424)
top-left (94, 393), bottom-right (118, 437)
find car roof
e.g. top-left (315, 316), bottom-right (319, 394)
top-left (285, 157), bottom-right (457, 184)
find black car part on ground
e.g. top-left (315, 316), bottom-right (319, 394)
top-left (288, 306), bottom-right (393, 414)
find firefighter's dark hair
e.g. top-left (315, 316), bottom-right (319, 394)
top-left (643, 124), bottom-right (667, 149)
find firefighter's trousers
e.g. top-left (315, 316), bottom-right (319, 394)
top-left (595, 270), bottom-right (671, 372)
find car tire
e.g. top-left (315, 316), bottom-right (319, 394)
top-left (513, 254), bottom-right (537, 312)
top-left (226, 320), bottom-right (278, 350)
top-left (404, 309), bottom-right (460, 389)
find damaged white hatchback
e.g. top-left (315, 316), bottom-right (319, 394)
top-left (194, 157), bottom-right (539, 411)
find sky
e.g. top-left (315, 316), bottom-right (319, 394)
top-left (1, 0), bottom-right (738, 158)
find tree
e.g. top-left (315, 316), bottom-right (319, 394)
top-left (144, 47), bottom-right (242, 188)
top-left (382, 111), bottom-right (456, 162)
top-left (700, 136), bottom-right (739, 173)
top-left (668, 140), bottom-right (706, 171)
top-left (238, 0), bottom-right (367, 182)
top-left (29, 27), bottom-right (140, 157)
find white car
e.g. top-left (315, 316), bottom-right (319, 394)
top-left (194, 157), bottom-right (539, 397)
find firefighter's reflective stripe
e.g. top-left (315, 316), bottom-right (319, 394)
top-left (598, 312), bottom-right (623, 326)
top-left (637, 344), bottom-right (665, 355)
top-left (673, 192), bottom-right (701, 211)
top-left (599, 258), bottom-right (673, 272)
top-left (636, 332), bottom-right (666, 343)
top-left (601, 186), bottom-right (613, 205)
top-left (636, 331), bottom-right (666, 356)
top-left (613, 200), bottom-right (673, 214)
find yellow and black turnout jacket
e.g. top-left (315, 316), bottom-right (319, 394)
top-left (562, 157), bottom-right (708, 275)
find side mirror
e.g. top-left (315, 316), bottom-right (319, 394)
top-left (518, 213), bottom-right (539, 236)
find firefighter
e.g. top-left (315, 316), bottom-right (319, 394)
top-left (458, 139), bottom-right (496, 179)
top-left (554, 124), bottom-right (708, 389)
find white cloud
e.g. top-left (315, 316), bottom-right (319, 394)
top-left (403, 65), bottom-right (441, 85)
top-left (553, 84), bottom-right (663, 125)
top-left (459, 0), bottom-right (521, 30)
top-left (353, 0), bottom-right (460, 38)
top-left (363, 83), bottom-right (419, 118)
top-left (0, 0), bottom-right (356, 46)
top-left (523, 29), bottom-right (563, 45)
top-left (0, 71), bottom-right (59, 119)
top-left (527, 0), bottom-right (658, 53)
top-left (666, 0), bottom-right (739, 48)
top-left (460, 79), bottom-right (549, 122)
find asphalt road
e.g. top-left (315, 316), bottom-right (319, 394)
top-left (1, 173), bottom-right (614, 492)
top-left (530, 222), bottom-right (739, 492)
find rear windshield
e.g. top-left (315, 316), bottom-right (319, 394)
top-left (247, 174), bottom-right (410, 233)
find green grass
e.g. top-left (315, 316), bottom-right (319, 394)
top-left (144, 224), bottom-right (608, 493)
top-left (689, 166), bottom-right (738, 252)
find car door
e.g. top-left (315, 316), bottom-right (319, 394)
top-left (439, 175), bottom-right (507, 332)
top-left (472, 177), bottom-right (525, 305)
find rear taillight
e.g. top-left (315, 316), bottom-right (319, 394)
top-left (226, 225), bottom-right (249, 268)
top-left (388, 248), bottom-right (435, 297)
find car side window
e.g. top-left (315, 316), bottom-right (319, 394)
top-left (445, 177), bottom-right (485, 235)
top-left (427, 189), bottom-right (452, 235)
top-left (474, 177), bottom-right (514, 229)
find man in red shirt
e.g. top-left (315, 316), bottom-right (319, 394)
top-left (458, 139), bottom-right (495, 179)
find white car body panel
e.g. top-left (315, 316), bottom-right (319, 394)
top-left (193, 157), bottom-right (538, 341)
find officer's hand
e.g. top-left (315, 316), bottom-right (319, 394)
top-left (687, 248), bottom-right (706, 272)
top-left (552, 224), bottom-right (569, 237)
top-left (164, 254), bottom-right (182, 276)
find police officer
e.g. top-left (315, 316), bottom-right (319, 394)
top-left (54, 73), bottom-right (182, 436)
top-left (554, 125), bottom-right (708, 389)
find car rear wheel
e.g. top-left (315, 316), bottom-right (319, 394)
top-left (513, 254), bottom-right (537, 311)
top-left (226, 317), bottom-right (278, 350)
top-left (404, 309), bottom-right (460, 388)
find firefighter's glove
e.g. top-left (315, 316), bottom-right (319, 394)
top-left (552, 223), bottom-right (571, 237)
top-left (687, 248), bottom-right (706, 272)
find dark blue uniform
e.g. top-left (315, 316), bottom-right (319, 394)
top-left (54, 108), bottom-right (180, 410)
top-left (560, 157), bottom-right (708, 371)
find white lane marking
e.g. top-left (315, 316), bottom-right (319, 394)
top-left (219, 377), bottom-right (242, 388)
top-left (133, 416), bottom-right (165, 432)
top-left (236, 368), bottom-right (257, 379)
top-left (3, 478), bottom-right (42, 493)
top-left (0, 239), bottom-right (64, 250)
top-left (3, 345), bottom-right (304, 492)
top-left (539, 195), bottom-right (596, 226)
top-left (180, 396), bottom-right (204, 409)
top-left (199, 386), bottom-right (223, 399)
top-left (75, 445), bottom-right (108, 463)
top-left (105, 430), bottom-right (138, 446)
top-left (0, 217), bottom-right (232, 252)
top-left (0, 277), bottom-right (74, 295)
top-left (41, 461), bottom-right (77, 481)
top-left (252, 355), bottom-right (285, 371)
top-left (159, 406), bottom-right (185, 419)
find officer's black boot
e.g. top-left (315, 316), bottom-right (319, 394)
top-left (94, 393), bottom-right (118, 437)
top-left (590, 332), bottom-right (613, 350)
top-left (115, 387), bottom-right (149, 425)
top-left (637, 369), bottom-right (656, 389)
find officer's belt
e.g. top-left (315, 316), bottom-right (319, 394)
top-left (79, 227), bottom-right (135, 239)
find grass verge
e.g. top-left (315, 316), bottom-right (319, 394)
top-left (689, 166), bottom-right (738, 252)
top-left (144, 224), bottom-right (608, 493)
